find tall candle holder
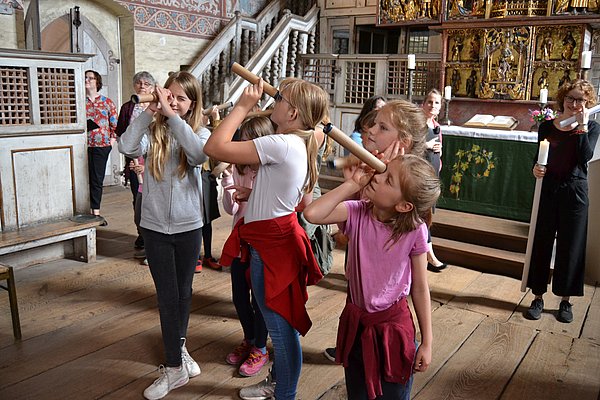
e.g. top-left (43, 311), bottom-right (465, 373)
top-left (530, 101), bottom-right (547, 132)
top-left (407, 69), bottom-right (414, 103)
top-left (441, 97), bottom-right (452, 126)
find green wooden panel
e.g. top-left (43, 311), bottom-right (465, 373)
top-left (438, 135), bottom-right (537, 222)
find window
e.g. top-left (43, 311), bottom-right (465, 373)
top-left (332, 29), bottom-right (349, 54)
top-left (407, 29), bottom-right (430, 54)
top-left (357, 26), bottom-right (401, 54)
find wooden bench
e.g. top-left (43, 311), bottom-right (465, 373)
top-left (0, 218), bottom-right (104, 264)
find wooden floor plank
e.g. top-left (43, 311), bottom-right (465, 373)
top-left (412, 305), bottom-right (486, 395)
top-left (413, 320), bottom-right (537, 400)
top-left (501, 332), bottom-right (600, 400)
top-left (446, 273), bottom-right (526, 321)
top-left (426, 265), bottom-right (482, 304)
top-left (581, 285), bottom-right (600, 343)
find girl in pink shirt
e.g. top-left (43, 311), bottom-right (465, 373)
top-left (304, 154), bottom-right (440, 400)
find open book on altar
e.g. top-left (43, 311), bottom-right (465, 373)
top-left (463, 114), bottom-right (518, 130)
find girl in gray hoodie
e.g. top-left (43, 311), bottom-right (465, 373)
top-left (119, 71), bottom-right (210, 400)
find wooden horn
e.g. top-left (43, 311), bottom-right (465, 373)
top-left (131, 93), bottom-right (157, 104)
top-left (230, 62), bottom-right (386, 173)
top-left (202, 101), bottom-right (234, 116)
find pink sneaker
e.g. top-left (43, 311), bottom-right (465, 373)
top-left (239, 347), bottom-right (269, 377)
top-left (226, 340), bottom-right (252, 365)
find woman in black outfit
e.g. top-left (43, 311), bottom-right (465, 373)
top-left (526, 79), bottom-right (599, 323)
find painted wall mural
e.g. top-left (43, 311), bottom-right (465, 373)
top-left (116, 0), bottom-right (268, 38)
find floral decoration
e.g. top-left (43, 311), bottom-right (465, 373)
top-left (529, 108), bottom-right (557, 123)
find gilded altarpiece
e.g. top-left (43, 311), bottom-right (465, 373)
top-left (445, 25), bottom-right (585, 101)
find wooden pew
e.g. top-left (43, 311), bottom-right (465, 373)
top-left (0, 218), bottom-right (104, 264)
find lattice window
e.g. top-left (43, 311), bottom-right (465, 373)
top-left (388, 60), bottom-right (441, 98)
top-left (407, 30), bottom-right (430, 54)
top-left (414, 61), bottom-right (441, 96)
top-left (301, 58), bottom-right (336, 100)
top-left (0, 66), bottom-right (30, 126)
top-left (387, 60), bottom-right (408, 96)
top-left (37, 67), bottom-right (77, 125)
top-left (345, 61), bottom-right (376, 104)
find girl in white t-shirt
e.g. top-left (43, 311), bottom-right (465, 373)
top-left (304, 155), bottom-right (440, 400)
top-left (204, 78), bottom-right (329, 400)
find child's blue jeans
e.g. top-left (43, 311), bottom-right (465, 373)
top-left (249, 247), bottom-right (302, 400)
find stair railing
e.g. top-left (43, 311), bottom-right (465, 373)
top-left (224, 5), bottom-right (319, 106)
top-left (187, 0), bottom-right (288, 106)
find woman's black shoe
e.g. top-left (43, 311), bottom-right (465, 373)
top-left (427, 262), bottom-right (447, 272)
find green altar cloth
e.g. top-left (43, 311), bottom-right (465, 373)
top-left (437, 127), bottom-right (538, 222)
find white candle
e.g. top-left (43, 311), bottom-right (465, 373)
top-left (444, 85), bottom-right (452, 100)
top-left (581, 50), bottom-right (592, 69)
top-left (407, 54), bottom-right (416, 70)
top-left (537, 139), bottom-right (549, 165)
top-left (539, 88), bottom-right (548, 104)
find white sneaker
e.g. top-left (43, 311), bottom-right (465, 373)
top-left (239, 372), bottom-right (276, 400)
top-left (181, 338), bottom-right (201, 378)
top-left (143, 365), bottom-right (189, 400)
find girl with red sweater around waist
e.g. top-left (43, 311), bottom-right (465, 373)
top-left (304, 154), bottom-right (439, 400)
top-left (204, 78), bottom-right (328, 400)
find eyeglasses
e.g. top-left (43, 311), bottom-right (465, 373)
top-left (135, 81), bottom-right (152, 88)
top-left (274, 91), bottom-right (292, 106)
top-left (85, 76), bottom-right (96, 81)
top-left (565, 95), bottom-right (586, 105)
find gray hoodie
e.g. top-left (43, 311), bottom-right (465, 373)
top-left (118, 111), bottom-right (210, 234)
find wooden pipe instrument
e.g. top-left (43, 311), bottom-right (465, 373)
top-left (130, 93), bottom-right (233, 116)
top-left (230, 62), bottom-right (386, 173)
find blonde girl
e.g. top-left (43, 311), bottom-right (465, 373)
top-left (304, 155), bottom-right (440, 400)
top-left (204, 78), bottom-right (328, 400)
top-left (119, 71), bottom-right (210, 400)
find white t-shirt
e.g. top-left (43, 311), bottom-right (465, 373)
top-left (245, 134), bottom-right (307, 223)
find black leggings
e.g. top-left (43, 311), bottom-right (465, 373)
top-left (142, 227), bottom-right (202, 367)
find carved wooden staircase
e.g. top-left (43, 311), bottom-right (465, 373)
top-left (186, 0), bottom-right (318, 107)
top-left (319, 168), bottom-right (529, 279)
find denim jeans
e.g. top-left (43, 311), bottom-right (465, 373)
top-left (231, 257), bottom-right (268, 348)
top-left (249, 247), bottom-right (302, 400)
top-left (142, 227), bottom-right (202, 367)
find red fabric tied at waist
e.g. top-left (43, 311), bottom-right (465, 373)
top-left (220, 214), bottom-right (323, 336)
top-left (336, 298), bottom-right (416, 400)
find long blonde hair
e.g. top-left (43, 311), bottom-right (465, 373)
top-left (277, 78), bottom-right (329, 194)
top-left (147, 71), bottom-right (204, 181)
top-left (379, 100), bottom-right (428, 158)
top-left (383, 155), bottom-right (441, 245)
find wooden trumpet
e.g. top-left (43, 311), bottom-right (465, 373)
top-left (130, 93), bottom-right (233, 116)
top-left (230, 62), bottom-right (386, 173)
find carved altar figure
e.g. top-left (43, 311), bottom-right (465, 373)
top-left (451, 36), bottom-right (464, 61)
top-left (451, 68), bottom-right (462, 93)
top-left (466, 70), bottom-right (478, 97)
top-left (470, 36), bottom-right (481, 60)
top-left (561, 31), bottom-right (576, 60)
top-left (497, 57), bottom-right (511, 80)
top-left (558, 69), bottom-right (572, 88)
top-left (540, 34), bottom-right (553, 61)
top-left (537, 70), bottom-right (549, 89)
top-left (555, 0), bottom-right (570, 13)
top-left (420, 0), bottom-right (433, 18)
top-left (449, 0), bottom-right (470, 16)
top-left (404, 0), bottom-right (418, 19)
top-left (569, 0), bottom-right (589, 13)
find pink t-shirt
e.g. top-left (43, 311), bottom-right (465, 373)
top-left (342, 200), bottom-right (429, 313)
